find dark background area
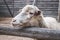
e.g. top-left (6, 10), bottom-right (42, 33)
top-left (0, 0), bottom-right (59, 17)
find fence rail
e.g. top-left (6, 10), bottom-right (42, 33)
top-left (0, 26), bottom-right (60, 40)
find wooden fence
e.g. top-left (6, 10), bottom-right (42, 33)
top-left (0, 0), bottom-right (59, 17)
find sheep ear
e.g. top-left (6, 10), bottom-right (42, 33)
top-left (34, 10), bottom-right (41, 16)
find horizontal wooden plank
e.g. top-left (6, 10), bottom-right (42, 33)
top-left (37, 2), bottom-right (58, 4)
top-left (0, 0), bottom-right (58, 3)
top-left (0, 26), bottom-right (60, 40)
top-left (38, 5), bottom-right (58, 7)
top-left (0, 5), bottom-right (58, 8)
top-left (0, 8), bottom-right (58, 11)
top-left (37, 0), bottom-right (59, 2)
top-left (1, 0), bottom-right (58, 3)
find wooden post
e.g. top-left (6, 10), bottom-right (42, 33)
top-left (58, 0), bottom-right (60, 22)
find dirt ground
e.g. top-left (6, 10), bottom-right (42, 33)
top-left (0, 17), bottom-right (35, 40)
top-left (0, 35), bottom-right (35, 40)
top-left (0, 33), bottom-right (35, 40)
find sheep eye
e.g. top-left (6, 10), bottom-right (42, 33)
top-left (30, 13), bottom-right (33, 14)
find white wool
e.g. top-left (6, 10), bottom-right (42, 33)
top-left (43, 17), bottom-right (59, 29)
top-left (11, 5), bottom-right (60, 30)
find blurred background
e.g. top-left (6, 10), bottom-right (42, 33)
top-left (0, 0), bottom-right (59, 18)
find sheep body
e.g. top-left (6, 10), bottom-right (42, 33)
top-left (11, 5), bottom-right (60, 30)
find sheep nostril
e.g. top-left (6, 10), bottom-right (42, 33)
top-left (13, 20), bottom-right (16, 22)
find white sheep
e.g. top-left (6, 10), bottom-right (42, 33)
top-left (11, 5), bottom-right (60, 30)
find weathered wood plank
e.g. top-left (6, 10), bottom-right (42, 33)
top-left (58, 0), bottom-right (60, 22)
top-left (0, 26), bottom-right (60, 40)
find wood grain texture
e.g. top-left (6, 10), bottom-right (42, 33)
top-left (0, 26), bottom-right (60, 40)
top-left (0, 0), bottom-right (59, 17)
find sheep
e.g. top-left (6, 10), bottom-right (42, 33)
top-left (11, 5), bottom-right (60, 30)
